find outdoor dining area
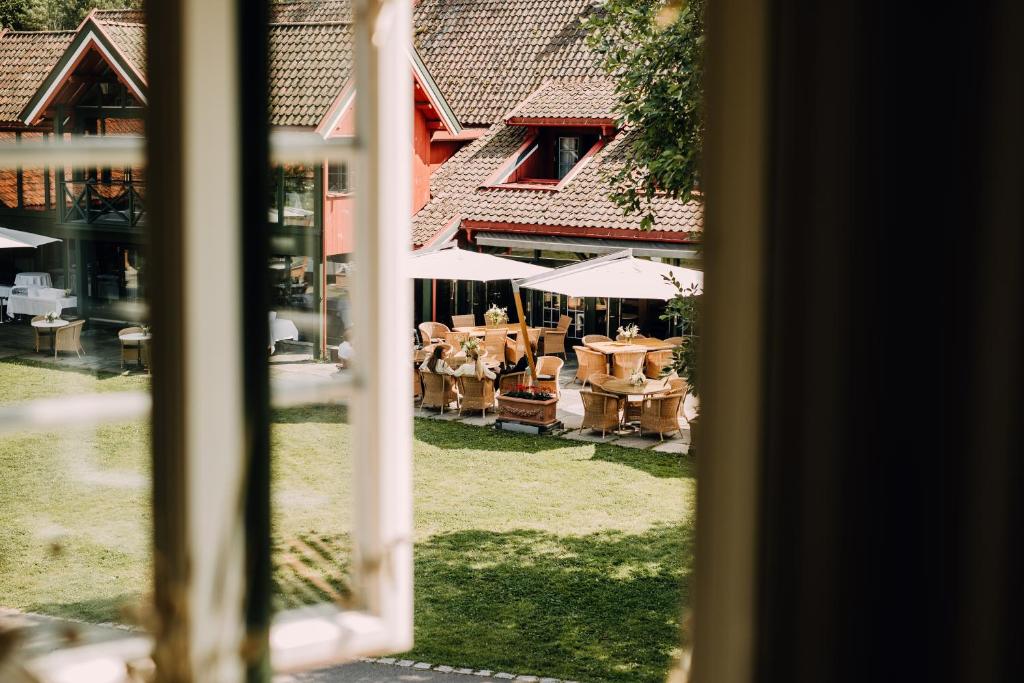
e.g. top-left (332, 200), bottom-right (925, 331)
top-left (410, 247), bottom-right (703, 440)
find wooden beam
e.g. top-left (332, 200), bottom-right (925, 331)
top-left (512, 284), bottom-right (536, 378)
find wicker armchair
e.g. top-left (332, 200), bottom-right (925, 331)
top-left (505, 328), bottom-right (540, 364)
top-left (611, 350), bottom-right (646, 379)
top-left (119, 326), bottom-right (143, 367)
top-left (663, 336), bottom-right (684, 346)
top-left (140, 340), bottom-right (152, 372)
top-left (573, 345), bottom-right (607, 384)
top-left (579, 390), bottom-right (622, 437)
top-left (557, 314), bottom-right (572, 332)
top-left (644, 349), bottom-right (674, 379)
top-left (498, 371), bottom-right (527, 394)
top-left (451, 314), bottom-right (476, 328)
top-left (541, 328), bottom-right (567, 358)
top-left (445, 331), bottom-right (470, 349)
top-left (418, 321), bottom-right (450, 345)
top-left (413, 366), bottom-right (423, 400)
top-left (54, 320), bottom-right (86, 359)
top-left (582, 334), bottom-right (611, 345)
top-left (639, 392), bottom-right (685, 440)
top-left (483, 328), bottom-right (508, 362)
top-left (31, 315), bottom-right (53, 353)
top-left (533, 356), bottom-right (564, 396)
top-left (420, 370), bottom-right (458, 413)
top-left (616, 332), bottom-right (647, 341)
top-left (457, 375), bottom-right (496, 417)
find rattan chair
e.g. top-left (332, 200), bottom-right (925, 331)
top-left (420, 370), bottom-right (458, 413)
top-left (457, 375), bottom-right (496, 417)
top-left (140, 340), bottom-right (152, 372)
top-left (31, 315), bottom-right (53, 353)
top-left (54, 320), bottom-right (85, 359)
top-left (573, 345), bottom-right (607, 384)
top-left (418, 321), bottom-right (450, 345)
top-left (451, 314), bottom-right (476, 328)
top-left (413, 366), bottom-right (423, 400)
top-left (541, 328), bottom-right (567, 358)
top-left (611, 350), bottom-right (646, 379)
top-left (445, 331), bottom-right (470, 349)
top-left (119, 326), bottom-right (143, 367)
top-left (579, 390), bottom-right (622, 437)
top-left (533, 356), bottom-right (564, 396)
top-left (582, 334), bottom-right (612, 345)
top-left (483, 328), bottom-right (508, 363)
top-left (616, 332), bottom-right (647, 341)
top-left (639, 392), bottom-right (685, 440)
top-left (644, 349), bottom-right (674, 379)
top-left (498, 371), bottom-right (527, 394)
top-left (663, 336), bottom-right (684, 346)
top-left (557, 314), bottom-right (572, 332)
top-left (504, 328), bottom-right (540, 364)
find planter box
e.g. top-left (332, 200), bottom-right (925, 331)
top-left (496, 394), bottom-right (559, 427)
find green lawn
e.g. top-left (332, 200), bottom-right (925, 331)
top-left (0, 359), bottom-right (695, 682)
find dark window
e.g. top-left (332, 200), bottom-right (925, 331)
top-left (328, 162), bottom-right (349, 194)
top-left (503, 127), bottom-right (600, 185)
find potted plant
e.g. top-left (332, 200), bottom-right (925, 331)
top-left (484, 304), bottom-right (508, 328)
top-left (496, 383), bottom-right (559, 427)
top-left (617, 323), bottom-right (640, 341)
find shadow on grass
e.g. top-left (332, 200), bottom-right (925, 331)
top-left (272, 404), bottom-right (349, 425)
top-left (589, 442), bottom-right (696, 480)
top-left (24, 593), bottom-right (145, 625)
top-left (273, 532), bottom-right (353, 611)
top-left (0, 356), bottom-right (133, 383)
top-left (413, 419), bottom-right (570, 454)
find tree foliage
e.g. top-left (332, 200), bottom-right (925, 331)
top-left (584, 0), bottom-right (704, 229)
top-left (660, 273), bottom-right (700, 398)
top-left (0, 0), bottom-right (139, 31)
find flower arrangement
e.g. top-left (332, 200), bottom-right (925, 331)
top-left (461, 337), bottom-right (481, 354)
top-left (629, 369), bottom-right (647, 387)
top-left (484, 304), bottom-right (509, 327)
top-left (63, 288), bottom-right (72, 296)
top-left (140, 324), bottom-right (151, 335)
top-left (44, 311), bottom-right (59, 323)
top-left (617, 323), bottom-right (640, 340)
top-left (503, 384), bottom-right (554, 401)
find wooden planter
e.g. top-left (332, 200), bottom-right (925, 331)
top-left (496, 395), bottom-right (559, 427)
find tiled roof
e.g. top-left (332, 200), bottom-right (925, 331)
top-left (90, 9), bottom-right (145, 24)
top-left (0, 30), bottom-right (75, 125)
top-left (270, 1), bottom-right (351, 23)
top-left (413, 0), bottom-right (604, 127)
top-left (268, 22), bottom-right (353, 127)
top-left (95, 20), bottom-right (146, 78)
top-left (505, 77), bottom-right (618, 121)
top-left (413, 119), bottom-right (703, 246)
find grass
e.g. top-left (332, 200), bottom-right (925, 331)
top-left (0, 359), bottom-right (695, 682)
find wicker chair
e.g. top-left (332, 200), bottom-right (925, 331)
top-left (582, 334), bottom-right (612, 345)
top-left (31, 315), bottom-right (53, 353)
top-left (445, 331), bottom-right (470, 349)
top-left (557, 314), bottom-right (572, 332)
top-left (663, 336), bottom-right (684, 346)
top-left (579, 390), bottom-right (622, 437)
top-left (611, 350), bottom-right (646, 379)
top-left (413, 366), bottom-right (423, 400)
top-left (140, 340), bottom-right (152, 372)
top-left (451, 314), bottom-right (476, 328)
top-left (505, 328), bottom-right (540, 364)
top-left (418, 321), bottom-right (450, 345)
top-left (420, 370), bottom-right (458, 413)
top-left (54, 320), bottom-right (86, 359)
top-left (644, 349), bottom-right (674, 379)
top-left (533, 356), bottom-right (564, 396)
top-left (573, 345), bottom-right (607, 384)
top-left (483, 329), bottom-right (508, 363)
top-left (457, 375), bottom-right (497, 417)
top-left (498, 371), bottom-right (527, 394)
top-left (541, 328), bottom-right (567, 358)
top-left (616, 332), bottom-right (647, 341)
top-left (639, 392), bottom-right (685, 440)
top-left (119, 326), bottom-right (143, 367)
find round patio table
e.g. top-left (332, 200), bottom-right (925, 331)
top-left (596, 377), bottom-right (672, 434)
top-left (31, 319), bottom-right (68, 330)
top-left (121, 332), bottom-right (153, 369)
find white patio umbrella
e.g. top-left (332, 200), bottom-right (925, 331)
top-left (510, 249), bottom-right (702, 374)
top-left (408, 244), bottom-right (550, 281)
top-left (0, 226), bottom-right (61, 250)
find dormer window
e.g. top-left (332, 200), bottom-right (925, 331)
top-left (493, 126), bottom-right (603, 189)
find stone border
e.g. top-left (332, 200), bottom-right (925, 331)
top-left (361, 656), bottom-right (580, 682)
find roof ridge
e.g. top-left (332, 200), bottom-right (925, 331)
top-left (269, 20), bottom-right (352, 27)
top-left (2, 29), bottom-right (76, 36)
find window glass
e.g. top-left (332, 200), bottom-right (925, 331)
top-left (557, 136), bottom-right (580, 179)
top-left (327, 162), bottom-right (349, 194)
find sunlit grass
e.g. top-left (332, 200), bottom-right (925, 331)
top-left (0, 360), bottom-right (695, 682)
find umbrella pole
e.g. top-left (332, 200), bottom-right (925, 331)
top-left (512, 284), bottom-right (536, 379)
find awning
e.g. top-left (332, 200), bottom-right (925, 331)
top-left (0, 226), bottom-right (61, 250)
top-left (474, 231), bottom-right (700, 262)
top-left (408, 244), bottom-right (550, 281)
top-left (514, 249), bottom-right (702, 300)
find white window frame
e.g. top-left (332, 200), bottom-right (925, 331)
top-left (0, 1), bottom-right (413, 680)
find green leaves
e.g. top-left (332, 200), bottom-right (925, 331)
top-left (584, 0), bottom-right (705, 228)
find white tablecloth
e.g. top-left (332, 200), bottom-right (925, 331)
top-left (269, 311), bottom-right (300, 352)
top-left (6, 294), bottom-right (77, 317)
top-left (15, 272), bottom-right (52, 288)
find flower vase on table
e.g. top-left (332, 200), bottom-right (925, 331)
top-left (617, 323), bottom-right (640, 342)
top-left (484, 304), bottom-right (508, 329)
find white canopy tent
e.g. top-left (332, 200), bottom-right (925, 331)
top-left (408, 244), bottom-right (550, 281)
top-left (513, 249), bottom-right (702, 300)
top-left (0, 226), bottom-right (61, 250)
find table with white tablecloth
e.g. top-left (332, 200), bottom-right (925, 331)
top-left (5, 286), bottom-right (77, 317)
top-left (14, 272), bottom-right (52, 288)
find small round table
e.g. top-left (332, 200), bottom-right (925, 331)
top-left (598, 377), bottom-right (672, 434)
top-left (120, 332), bottom-right (153, 369)
top-left (31, 319), bottom-right (68, 357)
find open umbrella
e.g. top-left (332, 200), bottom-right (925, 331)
top-left (0, 226), bottom-right (61, 250)
top-left (408, 244), bottom-right (549, 281)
